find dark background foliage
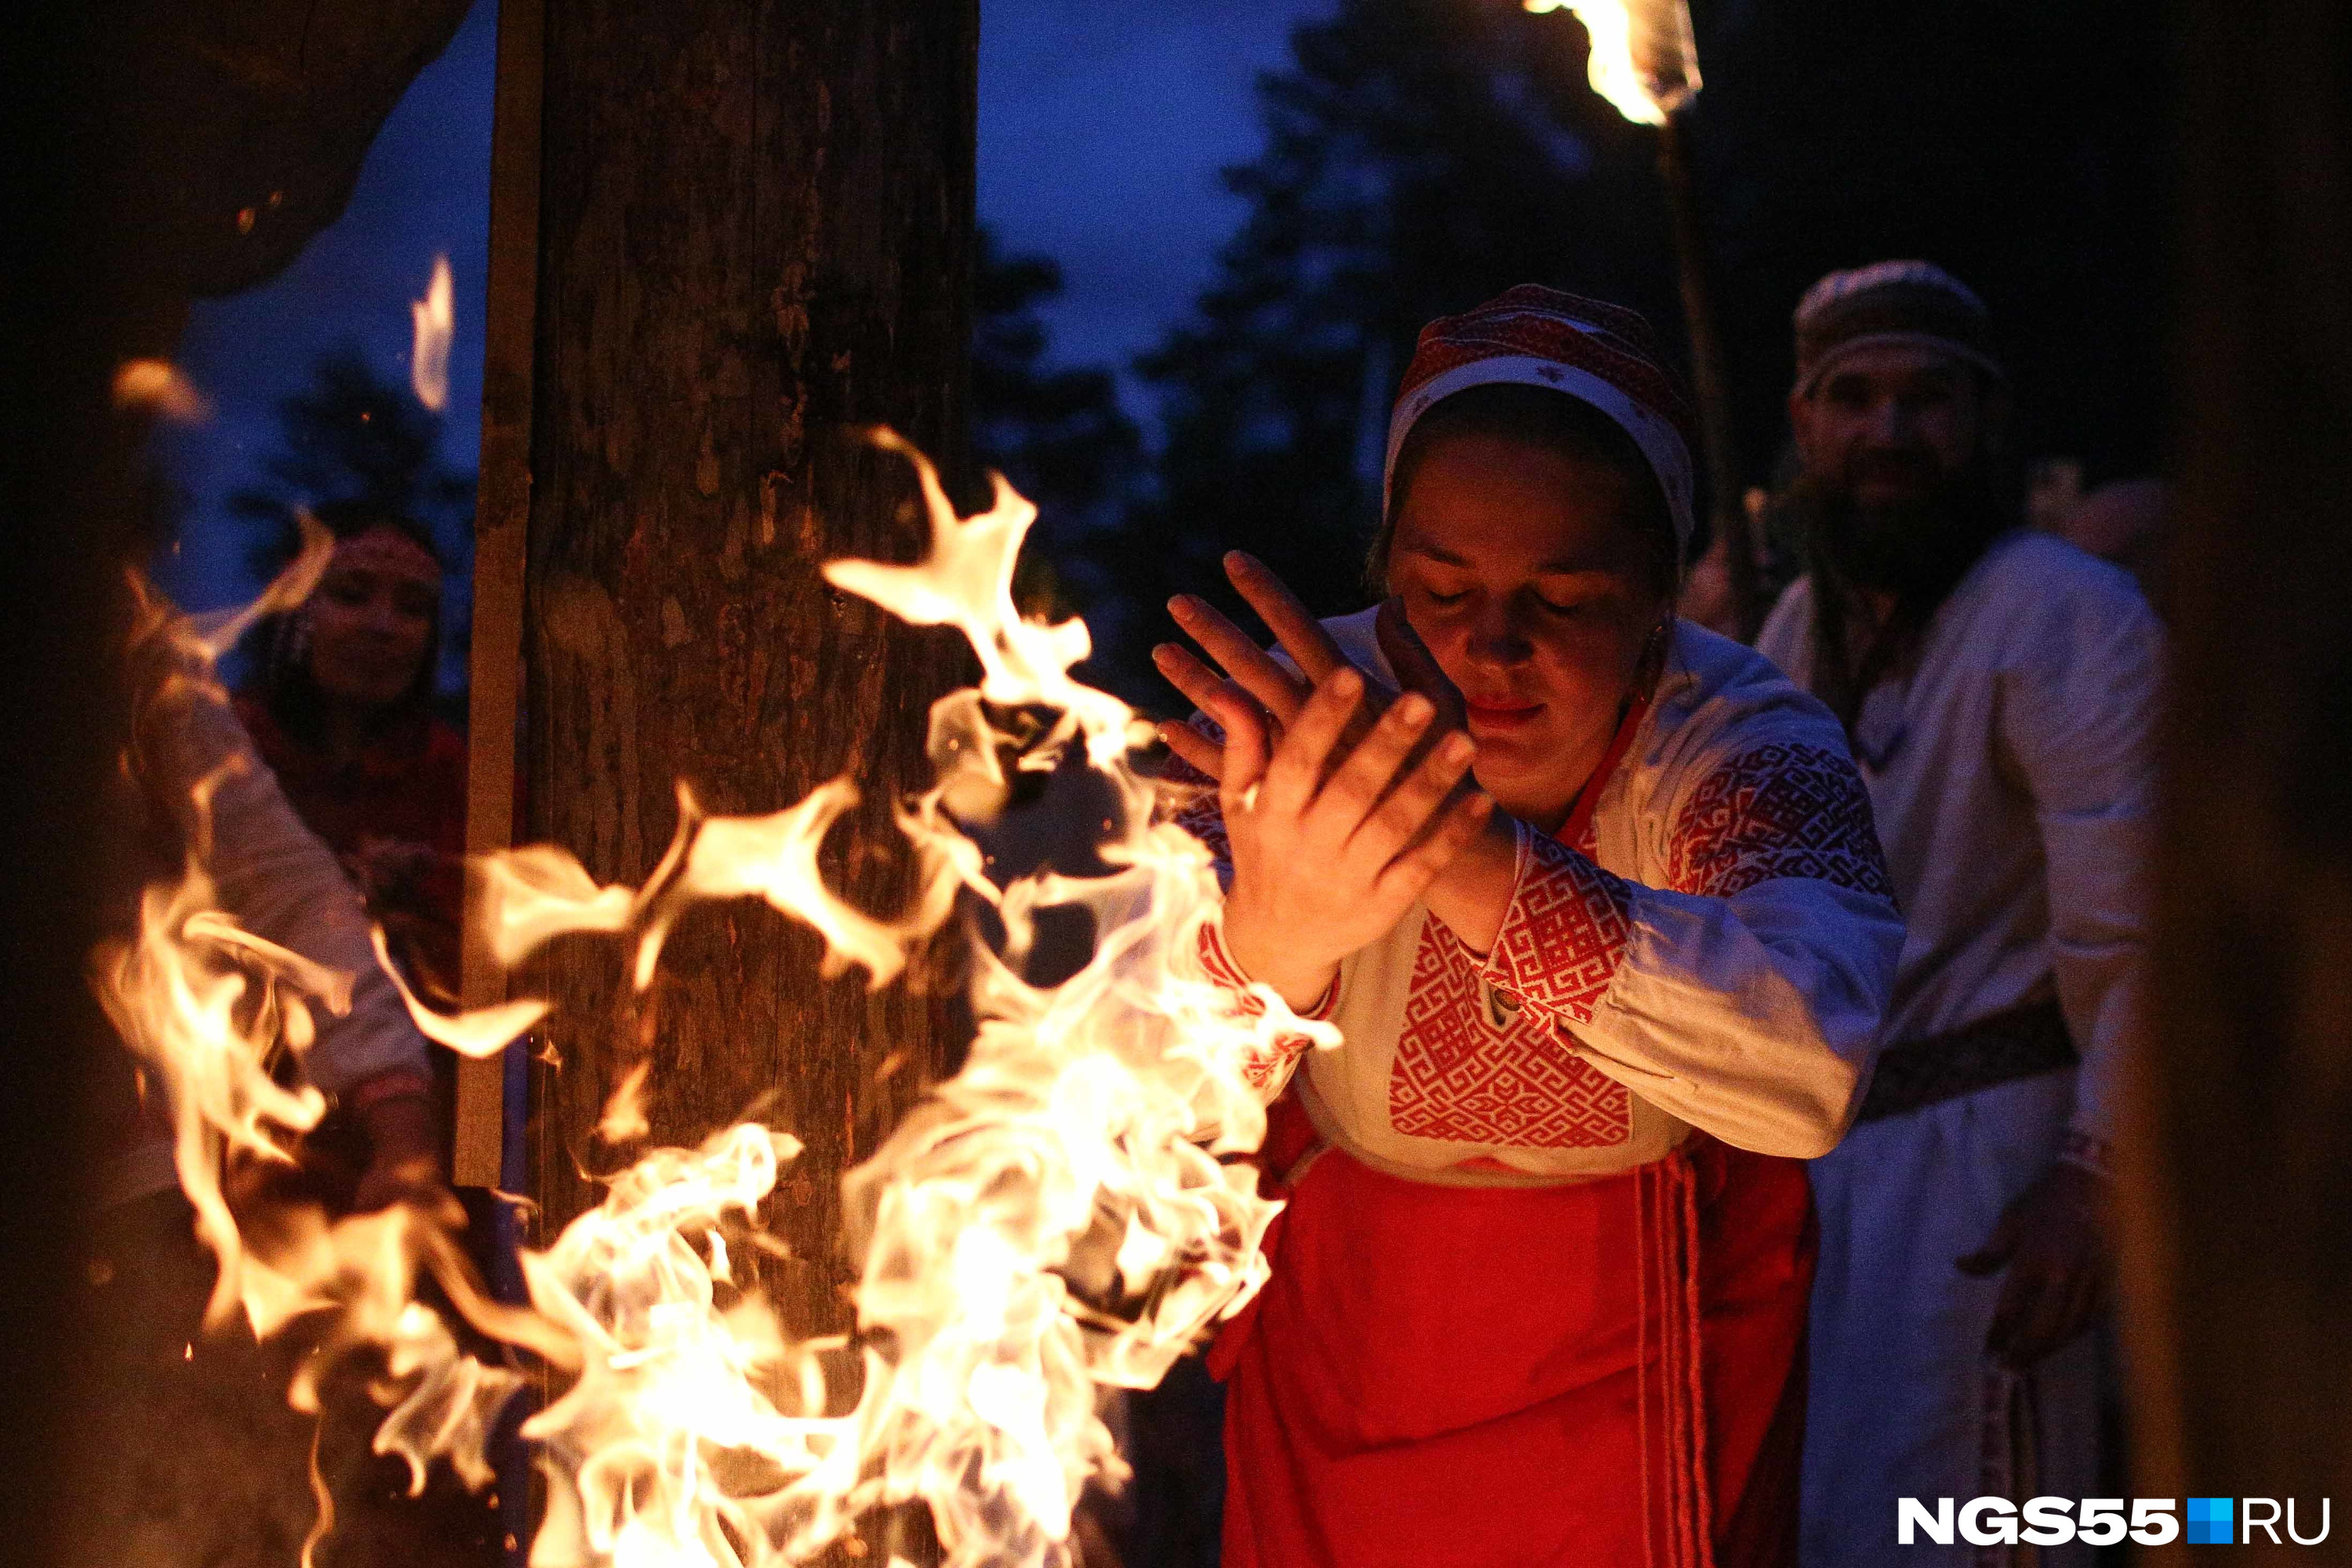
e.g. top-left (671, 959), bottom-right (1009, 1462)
top-left (214, 0), bottom-right (2167, 720)
top-left (974, 0), bottom-right (2166, 708)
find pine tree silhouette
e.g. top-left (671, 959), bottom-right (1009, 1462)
top-left (231, 344), bottom-right (476, 585)
top-left (229, 344), bottom-right (477, 702)
top-left (969, 227), bottom-right (1152, 701)
top-left (1127, 0), bottom-right (1679, 663)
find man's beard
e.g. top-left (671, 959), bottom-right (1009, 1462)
top-left (1791, 445), bottom-right (2016, 731)
top-left (1794, 446), bottom-right (2014, 608)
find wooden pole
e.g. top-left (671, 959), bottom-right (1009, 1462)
top-left (520, 0), bottom-right (977, 1351)
top-left (454, 0), bottom-right (546, 1189)
top-left (1656, 111), bottom-right (1765, 640)
top-left (2119, 0), bottom-right (2352, 1541)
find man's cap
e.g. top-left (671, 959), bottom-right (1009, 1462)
top-left (1792, 260), bottom-right (2004, 397)
top-left (1386, 284), bottom-right (1699, 552)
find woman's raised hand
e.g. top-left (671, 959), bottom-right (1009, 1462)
top-left (1152, 550), bottom-right (1467, 779)
top-left (1203, 666), bottom-right (1489, 1005)
top-left (1152, 553), bottom-right (1490, 1005)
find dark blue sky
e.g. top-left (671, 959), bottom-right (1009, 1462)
top-left (980, 1), bottom-right (1318, 385)
top-left (161, 0), bottom-right (1328, 609)
top-left (156, 0), bottom-right (498, 610)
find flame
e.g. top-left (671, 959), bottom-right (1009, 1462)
top-left (412, 254), bottom-right (454, 412)
top-left (100, 429), bottom-right (1334, 1566)
top-left (93, 829), bottom-right (337, 1328)
top-left (114, 358), bottom-right (212, 423)
top-left (597, 1060), bottom-right (654, 1144)
top-left (99, 549), bottom-right (349, 1328)
top-left (1525, 0), bottom-right (1702, 125)
top-left (172, 510), bottom-right (336, 662)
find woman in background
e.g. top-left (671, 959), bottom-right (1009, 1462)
top-left (237, 501), bottom-right (467, 994)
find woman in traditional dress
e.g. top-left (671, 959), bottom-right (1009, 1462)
top-left (232, 503), bottom-right (466, 1204)
top-left (236, 501), bottom-right (468, 993)
top-left (1152, 287), bottom-right (1904, 1568)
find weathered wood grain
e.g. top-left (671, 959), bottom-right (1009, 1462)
top-left (518, 1), bottom-right (980, 1351)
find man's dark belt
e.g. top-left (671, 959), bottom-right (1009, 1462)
top-left (1856, 997), bottom-right (2077, 1123)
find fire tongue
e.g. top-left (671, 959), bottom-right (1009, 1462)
top-left (100, 427), bottom-right (1335, 1567)
top-left (411, 255), bottom-right (454, 413)
top-left (1524, 0), bottom-right (1702, 125)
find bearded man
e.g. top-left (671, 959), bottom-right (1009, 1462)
top-left (1755, 261), bottom-right (2159, 1566)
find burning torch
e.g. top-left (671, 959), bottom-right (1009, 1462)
top-left (1526, 0), bottom-right (1765, 638)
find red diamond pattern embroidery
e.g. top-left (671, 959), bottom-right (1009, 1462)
top-left (1388, 919), bottom-right (1632, 1148)
top-left (1193, 920), bottom-right (1332, 1094)
top-left (1484, 830), bottom-right (1635, 1029)
top-left (1666, 742), bottom-right (1895, 901)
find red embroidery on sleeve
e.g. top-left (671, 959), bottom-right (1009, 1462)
top-left (1388, 920), bottom-right (1633, 1147)
top-left (1195, 920), bottom-right (1333, 1092)
top-left (1666, 742), bottom-right (1895, 901)
top-left (1484, 829), bottom-right (1635, 1029)
top-left (1194, 916), bottom-right (1254, 993)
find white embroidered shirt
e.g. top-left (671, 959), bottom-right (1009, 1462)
top-left (1757, 529), bottom-right (2161, 1152)
top-left (1181, 612), bottom-right (1904, 1184)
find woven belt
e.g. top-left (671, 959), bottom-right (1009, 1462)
top-left (1855, 997), bottom-right (2077, 1123)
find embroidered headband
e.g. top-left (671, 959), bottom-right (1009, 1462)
top-left (1384, 284), bottom-right (1700, 553)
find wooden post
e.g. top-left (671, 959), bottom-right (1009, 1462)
top-left (1656, 111), bottom-right (1765, 640)
top-left (2119, 0), bottom-right (2352, 1536)
top-left (518, 0), bottom-right (978, 1334)
top-left (454, 0), bottom-right (546, 1189)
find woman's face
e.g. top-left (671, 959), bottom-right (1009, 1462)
top-left (1386, 432), bottom-right (1668, 830)
top-left (305, 526), bottom-right (441, 711)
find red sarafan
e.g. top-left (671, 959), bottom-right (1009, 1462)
top-left (1155, 285), bottom-right (1901, 1568)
